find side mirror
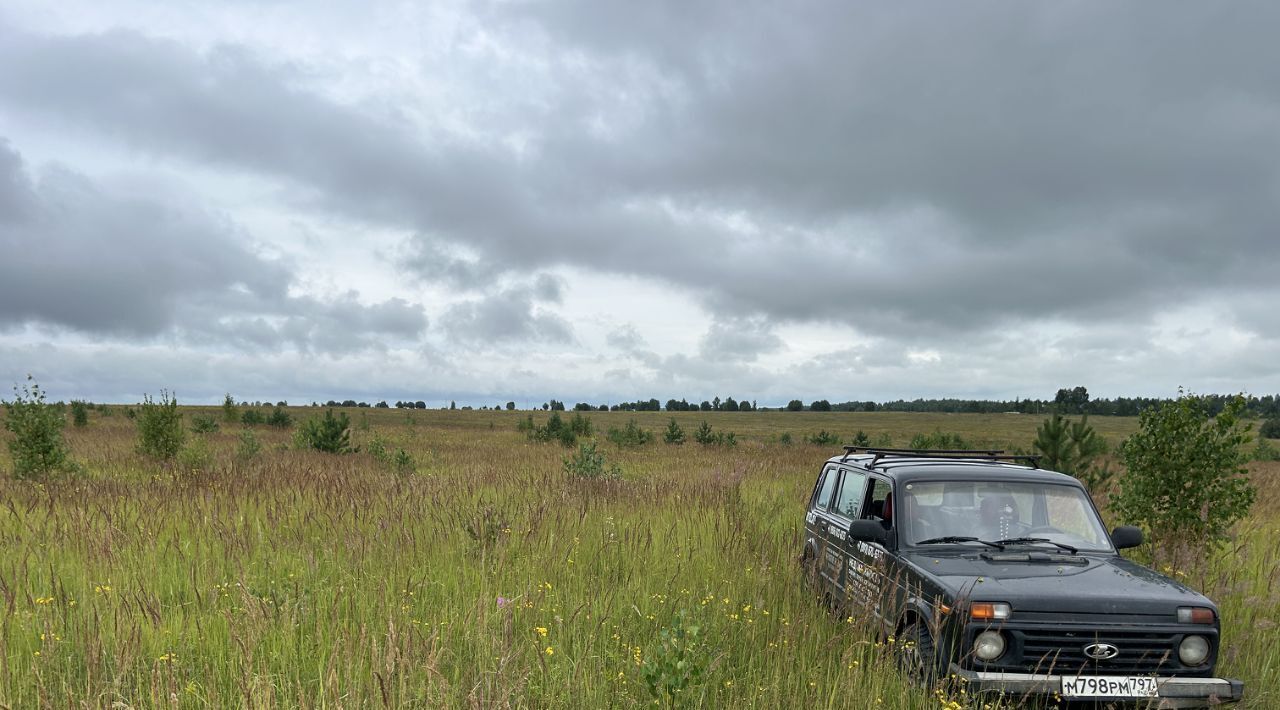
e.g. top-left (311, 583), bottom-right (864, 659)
top-left (847, 519), bottom-right (888, 545)
top-left (1111, 525), bottom-right (1144, 550)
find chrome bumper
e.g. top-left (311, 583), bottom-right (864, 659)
top-left (948, 666), bottom-right (1244, 708)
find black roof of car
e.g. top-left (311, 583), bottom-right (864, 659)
top-left (825, 448), bottom-right (1082, 487)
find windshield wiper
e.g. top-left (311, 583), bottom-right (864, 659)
top-left (916, 536), bottom-right (1005, 550)
top-left (994, 537), bottom-right (1078, 555)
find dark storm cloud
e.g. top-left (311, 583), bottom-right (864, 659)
top-left (3, 5), bottom-right (1280, 341)
top-left (0, 139), bottom-right (426, 351)
top-left (0, 139), bottom-right (288, 335)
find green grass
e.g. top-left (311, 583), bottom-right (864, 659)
top-left (0, 408), bottom-right (1275, 708)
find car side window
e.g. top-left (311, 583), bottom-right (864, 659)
top-left (863, 478), bottom-right (893, 526)
top-left (812, 466), bottom-right (838, 512)
top-left (833, 469), bottom-right (868, 519)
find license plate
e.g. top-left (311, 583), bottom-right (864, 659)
top-left (1061, 675), bottom-right (1157, 698)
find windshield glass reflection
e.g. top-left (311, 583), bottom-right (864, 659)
top-left (901, 480), bottom-right (1112, 552)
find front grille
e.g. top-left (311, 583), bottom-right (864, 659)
top-left (972, 626), bottom-right (1203, 676)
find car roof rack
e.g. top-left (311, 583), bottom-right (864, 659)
top-left (840, 446), bottom-right (1041, 469)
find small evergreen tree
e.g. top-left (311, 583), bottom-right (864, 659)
top-left (1033, 414), bottom-right (1112, 495)
top-left (222, 393), bottom-right (238, 423)
top-left (190, 414), bottom-right (220, 434)
top-left (663, 418), bottom-right (685, 445)
top-left (267, 406), bottom-right (293, 429)
top-left (694, 421), bottom-right (715, 445)
top-left (297, 409), bottom-right (357, 453)
top-left (3, 377), bottom-right (73, 479)
top-left (70, 400), bottom-right (89, 427)
top-left (563, 441), bottom-right (621, 479)
top-left (1261, 417), bottom-right (1280, 439)
top-left (607, 419), bottom-right (654, 447)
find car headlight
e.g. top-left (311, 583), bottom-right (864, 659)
top-left (974, 630), bottom-right (1006, 661)
top-left (1179, 635), bottom-right (1210, 666)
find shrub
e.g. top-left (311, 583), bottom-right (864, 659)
top-left (693, 421), bottom-right (736, 447)
top-left (778, 432), bottom-right (793, 446)
top-left (908, 430), bottom-right (971, 450)
top-left (1261, 417), bottom-right (1280, 439)
top-left (70, 400), bottom-right (89, 427)
top-left (1033, 414), bottom-right (1113, 495)
top-left (3, 377), bottom-right (73, 479)
top-left (1113, 393), bottom-right (1255, 567)
top-left (463, 504), bottom-right (509, 554)
top-left (177, 438), bottom-right (213, 473)
top-left (240, 409), bottom-right (265, 427)
top-left (137, 391), bottom-right (185, 460)
top-left (607, 419), bottom-right (654, 447)
top-left (392, 449), bottom-right (416, 475)
top-left (568, 412), bottom-right (593, 437)
top-left (222, 393), bottom-right (238, 423)
top-left (563, 442), bottom-right (621, 479)
top-left (235, 430), bottom-right (262, 461)
top-left (526, 412), bottom-right (578, 447)
top-left (663, 418), bottom-right (685, 445)
top-left (297, 409), bottom-right (356, 454)
top-left (267, 406), bottom-right (293, 429)
top-left (190, 414), bottom-right (220, 434)
top-left (641, 611), bottom-right (708, 704)
top-left (1252, 437), bottom-right (1280, 462)
top-left (850, 430), bottom-right (871, 447)
top-left (367, 435), bottom-right (389, 463)
top-left (805, 430), bottom-right (841, 446)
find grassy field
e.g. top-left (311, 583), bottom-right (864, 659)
top-left (1, 408), bottom-right (1276, 708)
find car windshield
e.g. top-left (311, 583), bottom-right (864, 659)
top-left (900, 480), bottom-right (1113, 552)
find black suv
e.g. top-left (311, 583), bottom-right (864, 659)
top-left (801, 447), bottom-right (1243, 708)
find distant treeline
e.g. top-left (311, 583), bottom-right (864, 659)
top-left (308, 388), bottom-right (1280, 418)
top-left (65, 386), bottom-right (1271, 418)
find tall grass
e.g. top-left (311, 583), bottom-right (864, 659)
top-left (0, 408), bottom-right (1274, 707)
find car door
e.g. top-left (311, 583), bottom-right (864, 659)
top-left (827, 468), bottom-right (868, 608)
top-left (804, 464), bottom-right (841, 592)
top-left (844, 475), bottom-right (896, 628)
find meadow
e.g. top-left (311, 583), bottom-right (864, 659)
top-left (1, 407), bottom-right (1276, 708)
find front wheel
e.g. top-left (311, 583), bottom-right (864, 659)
top-left (896, 620), bottom-right (945, 687)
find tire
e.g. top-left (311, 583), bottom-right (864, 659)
top-left (800, 549), bottom-right (820, 595)
top-left (896, 620), bottom-right (943, 687)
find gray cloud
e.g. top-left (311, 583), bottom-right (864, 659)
top-left (1, 4), bottom-right (1279, 401)
top-left (440, 284), bottom-right (573, 345)
top-left (0, 138), bottom-right (288, 335)
top-left (0, 139), bottom-right (426, 352)
top-left (5, 7), bottom-right (1277, 343)
top-left (698, 316), bottom-right (782, 363)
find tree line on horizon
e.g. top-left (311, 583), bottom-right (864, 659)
top-left (12, 385), bottom-right (1280, 420)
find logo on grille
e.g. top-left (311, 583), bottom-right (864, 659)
top-left (1083, 643), bottom-right (1120, 660)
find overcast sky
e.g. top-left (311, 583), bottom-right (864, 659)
top-left (2, 1), bottom-right (1278, 407)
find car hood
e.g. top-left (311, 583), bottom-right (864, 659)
top-left (902, 550), bottom-right (1215, 616)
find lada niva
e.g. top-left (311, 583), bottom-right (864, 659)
top-left (801, 447), bottom-right (1243, 707)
